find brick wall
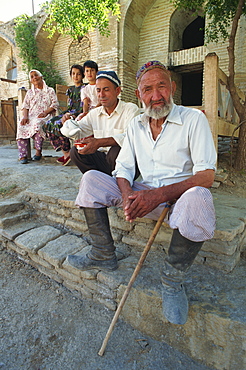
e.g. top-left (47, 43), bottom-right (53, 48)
top-left (0, 0), bottom-right (245, 105)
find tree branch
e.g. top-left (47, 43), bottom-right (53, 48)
top-left (227, 0), bottom-right (245, 119)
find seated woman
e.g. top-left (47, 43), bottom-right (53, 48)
top-left (16, 69), bottom-right (59, 164)
top-left (43, 64), bottom-right (85, 166)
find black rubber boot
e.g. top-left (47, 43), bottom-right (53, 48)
top-left (68, 207), bottom-right (118, 271)
top-left (166, 229), bottom-right (204, 273)
top-left (162, 229), bottom-right (204, 325)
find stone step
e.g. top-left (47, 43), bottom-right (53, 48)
top-left (19, 190), bottom-right (246, 273)
top-left (0, 212), bottom-right (32, 228)
top-left (0, 219), bottom-right (245, 370)
top-left (0, 199), bottom-right (25, 216)
top-left (0, 219), bottom-right (45, 240)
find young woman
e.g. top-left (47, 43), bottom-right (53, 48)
top-left (44, 64), bottom-right (85, 166)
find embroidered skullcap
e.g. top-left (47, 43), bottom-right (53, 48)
top-left (136, 61), bottom-right (169, 85)
top-left (29, 69), bottom-right (43, 81)
top-left (96, 71), bottom-right (121, 87)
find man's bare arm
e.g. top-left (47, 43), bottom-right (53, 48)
top-left (116, 177), bottom-right (134, 211)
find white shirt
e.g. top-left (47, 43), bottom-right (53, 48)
top-left (80, 84), bottom-right (99, 109)
top-left (76, 100), bottom-right (139, 151)
top-left (113, 104), bottom-right (217, 187)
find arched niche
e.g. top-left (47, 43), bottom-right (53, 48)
top-left (169, 9), bottom-right (204, 52)
top-left (120, 0), bottom-right (158, 102)
top-left (0, 36), bottom-right (18, 99)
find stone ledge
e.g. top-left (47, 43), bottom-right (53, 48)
top-left (19, 189), bottom-right (246, 273)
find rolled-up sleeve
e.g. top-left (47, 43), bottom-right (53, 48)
top-left (189, 112), bottom-right (217, 175)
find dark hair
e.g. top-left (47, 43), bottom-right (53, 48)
top-left (83, 60), bottom-right (98, 72)
top-left (70, 64), bottom-right (84, 79)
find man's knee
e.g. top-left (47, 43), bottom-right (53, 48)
top-left (181, 186), bottom-right (213, 205)
top-left (82, 169), bottom-right (99, 183)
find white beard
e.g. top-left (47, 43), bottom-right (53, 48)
top-left (143, 97), bottom-right (173, 119)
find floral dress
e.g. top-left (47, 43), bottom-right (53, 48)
top-left (44, 85), bottom-right (85, 152)
top-left (16, 85), bottom-right (59, 140)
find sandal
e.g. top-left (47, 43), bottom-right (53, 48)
top-left (32, 155), bottom-right (42, 161)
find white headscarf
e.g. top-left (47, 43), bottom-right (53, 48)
top-left (29, 69), bottom-right (48, 93)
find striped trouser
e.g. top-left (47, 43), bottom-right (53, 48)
top-left (76, 170), bottom-right (216, 242)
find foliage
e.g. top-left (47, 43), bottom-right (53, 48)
top-left (14, 15), bottom-right (64, 88)
top-left (14, 15), bottom-right (38, 71)
top-left (172, 0), bottom-right (246, 170)
top-left (42, 0), bottom-right (121, 39)
top-left (173, 0), bottom-right (246, 43)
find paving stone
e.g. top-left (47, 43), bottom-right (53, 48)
top-left (111, 230), bottom-right (123, 242)
top-left (29, 253), bottom-right (55, 270)
top-left (17, 255), bottom-right (40, 270)
top-left (80, 285), bottom-right (93, 299)
top-left (25, 191), bottom-right (58, 204)
top-left (94, 296), bottom-right (117, 311)
top-left (46, 214), bottom-right (66, 225)
top-left (83, 279), bottom-right (117, 300)
top-left (48, 204), bottom-right (72, 218)
top-left (214, 217), bottom-right (245, 241)
top-left (0, 213), bottom-right (31, 228)
top-left (58, 198), bottom-right (77, 208)
top-left (38, 233), bottom-right (87, 268)
top-left (97, 270), bottom-right (128, 290)
top-left (133, 223), bottom-right (172, 244)
top-left (203, 235), bottom-right (242, 256)
top-left (0, 199), bottom-right (25, 216)
top-left (0, 220), bottom-right (43, 240)
top-left (65, 219), bottom-right (88, 233)
top-left (63, 251), bottom-right (97, 280)
top-left (6, 240), bottom-right (28, 256)
top-left (215, 172), bottom-right (228, 182)
top-left (55, 267), bottom-right (82, 283)
top-left (71, 208), bottom-right (86, 222)
top-left (108, 208), bottom-right (133, 232)
top-left (122, 235), bottom-right (161, 252)
top-left (37, 264), bottom-right (64, 284)
top-left (15, 225), bottom-right (63, 253)
top-left (198, 248), bottom-right (241, 272)
top-left (211, 181), bottom-right (220, 188)
top-left (62, 279), bottom-right (83, 293)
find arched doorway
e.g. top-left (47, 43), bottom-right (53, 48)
top-left (169, 9), bottom-right (205, 106)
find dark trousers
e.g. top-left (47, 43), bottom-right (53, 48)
top-left (70, 145), bottom-right (121, 175)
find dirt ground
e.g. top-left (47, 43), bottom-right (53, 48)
top-left (0, 245), bottom-right (214, 370)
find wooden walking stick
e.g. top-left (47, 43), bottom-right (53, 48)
top-left (98, 202), bottom-right (172, 356)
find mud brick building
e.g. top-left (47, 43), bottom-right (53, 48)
top-left (0, 0), bottom-right (246, 142)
